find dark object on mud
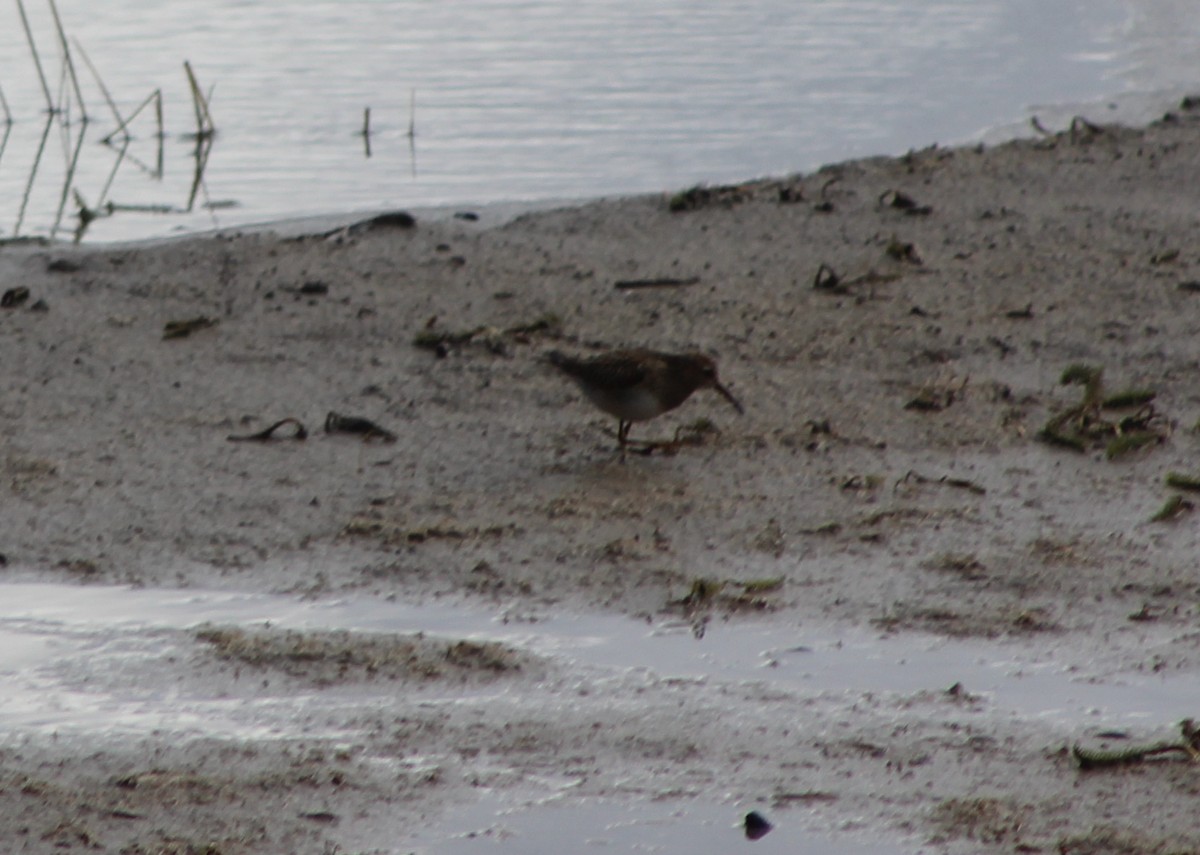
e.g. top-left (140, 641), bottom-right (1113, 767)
top-left (1, 287), bottom-right (30, 308)
top-left (357, 211), bottom-right (415, 230)
top-left (453, 211), bottom-right (479, 221)
top-left (309, 211), bottom-right (417, 239)
top-left (878, 189), bottom-right (932, 216)
top-left (46, 257), bottom-right (82, 273)
top-left (743, 811), bottom-right (773, 841)
top-left (227, 418), bottom-right (308, 443)
top-left (812, 263), bottom-right (843, 293)
top-left (885, 237), bottom-right (923, 264)
top-left (777, 184), bottom-right (803, 203)
top-left (813, 176), bottom-right (840, 212)
top-left (325, 411), bottom-right (397, 443)
top-left (163, 316), bottom-right (218, 339)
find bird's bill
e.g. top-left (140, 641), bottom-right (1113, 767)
top-left (714, 381), bottom-right (744, 414)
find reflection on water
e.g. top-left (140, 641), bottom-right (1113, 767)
top-left (0, 0), bottom-right (1177, 242)
top-left (5, 111), bottom-right (216, 242)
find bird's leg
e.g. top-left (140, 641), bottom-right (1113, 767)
top-left (618, 420), bottom-right (630, 446)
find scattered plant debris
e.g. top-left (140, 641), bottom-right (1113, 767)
top-left (414, 313), bottom-right (561, 357)
top-left (1150, 494), bottom-right (1193, 523)
top-left (667, 182), bottom-right (752, 212)
top-left (1165, 472), bottom-right (1200, 492)
top-left (324, 411), bottom-right (397, 443)
top-left (613, 276), bottom-right (700, 290)
top-left (812, 263), bottom-right (901, 296)
top-left (163, 316), bottom-right (218, 340)
top-left (1037, 365), bottom-right (1168, 457)
top-left (905, 376), bottom-right (968, 412)
top-left (227, 417), bottom-right (308, 443)
top-left (896, 470), bottom-right (986, 495)
top-left (1073, 719), bottom-right (1200, 769)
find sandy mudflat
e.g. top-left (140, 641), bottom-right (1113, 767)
top-left (5, 107), bottom-right (1200, 853)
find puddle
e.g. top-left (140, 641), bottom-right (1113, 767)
top-left (0, 582), bottom-right (1196, 740)
top-left (406, 795), bottom-right (907, 855)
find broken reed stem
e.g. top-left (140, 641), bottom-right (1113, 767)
top-left (48, 0), bottom-right (87, 120)
top-left (16, 0), bottom-right (54, 113)
top-left (407, 88), bottom-right (416, 137)
top-left (95, 135), bottom-right (131, 209)
top-left (183, 60), bottom-right (215, 137)
top-left (14, 116), bottom-right (54, 236)
top-left (73, 38), bottom-right (123, 136)
top-left (101, 89), bottom-right (161, 144)
top-left (49, 117), bottom-right (88, 240)
top-left (361, 107), bottom-right (371, 136)
top-left (0, 83), bottom-right (11, 123)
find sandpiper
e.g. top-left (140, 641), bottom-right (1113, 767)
top-left (546, 348), bottom-right (743, 447)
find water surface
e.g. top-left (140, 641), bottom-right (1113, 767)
top-left (2, 0), bottom-right (1173, 242)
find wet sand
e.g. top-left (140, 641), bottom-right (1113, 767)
top-left (4, 108), bottom-right (1200, 853)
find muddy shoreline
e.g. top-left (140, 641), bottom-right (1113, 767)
top-left (4, 109), bottom-right (1200, 853)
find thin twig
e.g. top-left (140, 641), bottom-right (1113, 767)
top-left (101, 88), bottom-right (160, 143)
top-left (50, 119), bottom-right (88, 240)
top-left (96, 136), bottom-right (131, 208)
top-left (15, 116), bottom-right (55, 236)
top-left (73, 38), bottom-right (124, 136)
top-left (0, 83), bottom-right (12, 123)
top-left (0, 122), bottom-right (12, 171)
top-left (183, 60), bottom-right (215, 137)
top-left (48, 0), bottom-right (87, 120)
top-left (16, 0), bottom-right (54, 113)
top-left (614, 276), bottom-right (700, 290)
top-left (407, 88), bottom-right (416, 138)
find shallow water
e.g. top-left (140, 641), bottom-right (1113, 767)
top-left (0, 582), bottom-right (1192, 738)
top-left (410, 795), bottom-right (909, 855)
top-left (3, 0), bottom-right (1190, 242)
top-left (2, 581), bottom-right (1193, 853)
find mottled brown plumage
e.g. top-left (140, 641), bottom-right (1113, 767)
top-left (546, 348), bottom-right (742, 446)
